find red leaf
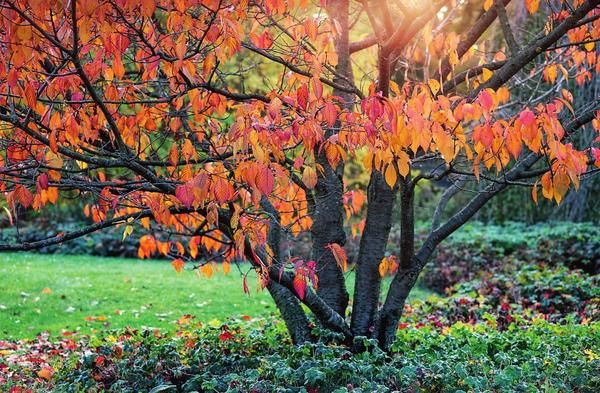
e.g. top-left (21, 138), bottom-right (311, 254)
top-left (519, 109), bottom-right (536, 127)
top-left (219, 330), bottom-right (234, 341)
top-left (252, 30), bottom-right (273, 49)
top-left (175, 184), bottom-right (194, 208)
top-left (297, 83), bottom-right (309, 110)
top-left (37, 173), bottom-right (49, 190)
top-left (243, 275), bottom-right (250, 294)
top-left (293, 273), bottom-right (306, 299)
top-left (256, 166), bottom-right (274, 195)
top-left (478, 89), bottom-right (494, 112)
top-left (480, 123), bottom-right (494, 149)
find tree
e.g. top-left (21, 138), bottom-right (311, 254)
top-left (0, 0), bottom-right (599, 349)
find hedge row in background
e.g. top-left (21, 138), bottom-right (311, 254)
top-left (2, 221), bottom-right (598, 271)
top-left (419, 222), bottom-right (600, 292)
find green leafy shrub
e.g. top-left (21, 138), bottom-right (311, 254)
top-left (7, 319), bottom-right (590, 393)
top-left (420, 222), bottom-right (600, 292)
top-left (407, 265), bottom-right (599, 331)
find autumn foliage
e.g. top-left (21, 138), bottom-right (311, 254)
top-left (0, 0), bottom-right (599, 348)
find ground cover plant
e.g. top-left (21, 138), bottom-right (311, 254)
top-left (2, 314), bottom-right (598, 392)
top-left (1, 0), bottom-right (600, 350)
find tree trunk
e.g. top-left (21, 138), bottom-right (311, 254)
top-left (312, 0), bottom-right (353, 317)
top-left (376, 266), bottom-right (420, 349)
top-left (311, 163), bottom-right (350, 317)
top-left (376, 177), bottom-right (417, 349)
top-left (262, 198), bottom-right (313, 344)
top-left (350, 171), bottom-right (396, 338)
top-left (266, 282), bottom-right (312, 344)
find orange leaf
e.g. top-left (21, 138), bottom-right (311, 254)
top-left (37, 367), bottom-right (53, 380)
top-left (326, 243), bottom-right (347, 272)
top-left (140, 0), bottom-right (156, 17)
top-left (378, 257), bottom-right (389, 278)
top-left (171, 258), bottom-right (185, 273)
top-left (213, 177), bottom-right (235, 204)
top-left (200, 263), bottom-right (213, 278)
top-left (222, 261), bottom-right (231, 275)
top-left (302, 166), bottom-right (317, 189)
top-left (384, 163), bottom-right (397, 189)
top-left (138, 235), bottom-right (157, 259)
top-left (525, 0), bottom-right (540, 14)
top-left (113, 54), bottom-right (125, 79)
top-left (24, 82), bottom-right (37, 107)
top-left (14, 185), bottom-right (33, 208)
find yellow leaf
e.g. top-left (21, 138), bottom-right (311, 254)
top-left (482, 68), bottom-right (493, 82)
top-left (483, 0), bottom-right (493, 11)
top-left (178, 314), bottom-right (193, 325)
top-left (384, 163), bottom-right (397, 188)
top-left (302, 166), bottom-right (318, 189)
top-left (122, 225), bottom-right (133, 240)
top-left (543, 64), bottom-right (557, 83)
top-left (208, 318), bottom-right (221, 328)
top-left (428, 79), bottom-right (441, 95)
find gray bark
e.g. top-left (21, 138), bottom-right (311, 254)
top-left (261, 198), bottom-right (313, 344)
top-left (350, 171), bottom-right (396, 337)
top-left (312, 0), bottom-right (354, 317)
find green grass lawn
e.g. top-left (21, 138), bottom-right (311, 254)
top-left (0, 253), bottom-right (432, 339)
